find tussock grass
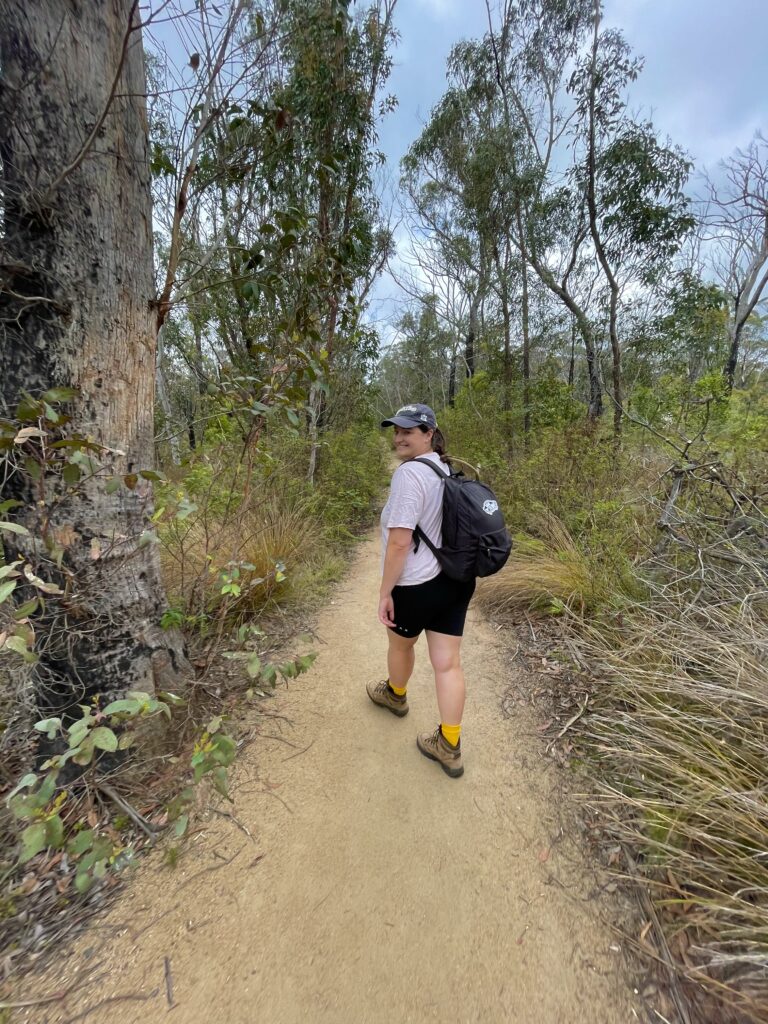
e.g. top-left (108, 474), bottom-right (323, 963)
top-left (567, 488), bottom-right (768, 1020)
top-left (477, 508), bottom-right (622, 614)
top-left (160, 490), bottom-right (318, 623)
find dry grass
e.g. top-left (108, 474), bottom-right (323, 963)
top-left (159, 491), bottom-right (318, 624)
top-left (477, 508), bottom-right (614, 614)
top-left (564, 464), bottom-right (768, 1022)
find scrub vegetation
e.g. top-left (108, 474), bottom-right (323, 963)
top-left (0, 1), bottom-right (766, 1021)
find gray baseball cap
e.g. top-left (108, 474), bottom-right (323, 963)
top-left (381, 403), bottom-right (437, 429)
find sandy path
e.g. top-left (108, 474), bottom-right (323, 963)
top-left (30, 534), bottom-right (636, 1024)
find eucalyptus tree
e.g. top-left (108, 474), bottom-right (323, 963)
top-left (0, 1), bottom-right (190, 715)
top-left (569, 0), bottom-right (693, 434)
top-left (401, 53), bottom-right (500, 391)
top-left (703, 135), bottom-right (768, 391)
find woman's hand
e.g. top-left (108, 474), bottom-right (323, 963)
top-left (378, 593), bottom-right (396, 628)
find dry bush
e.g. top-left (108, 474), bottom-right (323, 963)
top-left (159, 489), bottom-right (318, 625)
top-left (477, 508), bottom-right (620, 614)
top-left (567, 459), bottom-right (768, 1022)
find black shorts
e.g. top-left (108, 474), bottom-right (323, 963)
top-left (390, 572), bottom-right (476, 638)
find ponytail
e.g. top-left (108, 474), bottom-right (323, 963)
top-left (419, 424), bottom-right (452, 465)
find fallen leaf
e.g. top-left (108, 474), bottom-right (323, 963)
top-left (538, 847), bottom-right (551, 863)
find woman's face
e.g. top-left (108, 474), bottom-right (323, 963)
top-left (392, 425), bottom-right (433, 461)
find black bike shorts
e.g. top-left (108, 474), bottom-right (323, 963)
top-left (390, 572), bottom-right (476, 639)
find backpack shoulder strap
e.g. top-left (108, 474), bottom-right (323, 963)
top-left (410, 458), bottom-right (449, 554)
top-left (412, 456), bottom-right (452, 478)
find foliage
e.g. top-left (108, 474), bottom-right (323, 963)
top-left (313, 424), bottom-right (390, 540)
top-left (565, 454), bottom-right (768, 1020)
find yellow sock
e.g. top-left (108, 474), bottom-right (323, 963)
top-left (441, 723), bottom-right (461, 747)
top-left (388, 681), bottom-right (407, 697)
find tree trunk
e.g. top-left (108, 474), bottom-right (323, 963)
top-left (725, 315), bottom-right (744, 392)
top-left (0, 1), bottom-right (189, 718)
top-left (521, 257), bottom-right (531, 439)
top-left (448, 350), bottom-right (457, 407)
top-left (465, 290), bottom-right (480, 378)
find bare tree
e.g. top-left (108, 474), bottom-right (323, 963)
top-left (704, 135), bottom-right (768, 390)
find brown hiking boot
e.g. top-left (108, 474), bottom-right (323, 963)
top-left (366, 679), bottom-right (409, 717)
top-left (417, 726), bottom-right (464, 778)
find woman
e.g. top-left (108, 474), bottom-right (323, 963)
top-left (366, 403), bottom-right (475, 779)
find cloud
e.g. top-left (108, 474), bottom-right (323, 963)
top-left (412, 0), bottom-right (460, 17)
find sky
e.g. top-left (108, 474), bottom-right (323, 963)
top-left (379, 0), bottom-right (767, 171)
top-left (370, 0), bottom-right (768, 334)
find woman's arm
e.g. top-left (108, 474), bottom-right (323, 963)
top-left (379, 527), bottom-right (412, 627)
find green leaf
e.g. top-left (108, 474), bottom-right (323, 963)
top-left (246, 655), bottom-right (262, 679)
top-left (105, 477), bottom-right (122, 495)
top-left (0, 521), bottom-right (30, 535)
top-left (14, 597), bottom-right (40, 619)
top-left (138, 470), bottom-right (164, 482)
top-left (6, 772), bottom-right (38, 803)
top-left (212, 766), bottom-right (231, 800)
top-left (206, 715), bottom-right (222, 735)
top-left (62, 462), bottom-right (81, 486)
top-left (34, 717), bottom-right (61, 740)
top-left (286, 409), bottom-right (300, 426)
top-left (37, 772), bottom-right (58, 804)
top-left (42, 387), bottom-right (78, 403)
top-left (74, 871), bottom-right (93, 893)
top-left (0, 580), bottom-right (17, 603)
top-left (118, 732), bottom-right (136, 750)
top-left (103, 698), bottom-right (141, 716)
top-left (91, 727), bottom-right (118, 752)
top-left (174, 814), bottom-right (189, 837)
top-left (72, 737), bottom-right (95, 765)
top-left (45, 814), bottom-right (65, 849)
top-left (3, 634), bottom-right (37, 662)
top-left (68, 829), bottom-right (94, 855)
top-left (19, 822), bottom-right (48, 863)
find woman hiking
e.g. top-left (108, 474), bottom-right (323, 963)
top-left (366, 403), bottom-right (475, 778)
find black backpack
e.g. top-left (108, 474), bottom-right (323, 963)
top-left (412, 458), bottom-right (512, 582)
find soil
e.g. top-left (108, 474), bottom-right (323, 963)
top-left (18, 533), bottom-right (639, 1024)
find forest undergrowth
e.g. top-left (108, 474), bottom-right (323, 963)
top-left (460, 383), bottom-right (768, 1024)
top-left (0, 419), bottom-right (389, 984)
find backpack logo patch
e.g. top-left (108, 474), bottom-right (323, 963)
top-left (482, 500), bottom-right (499, 516)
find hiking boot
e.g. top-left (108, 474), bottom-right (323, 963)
top-left (366, 679), bottom-right (409, 717)
top-left (416, 726), bottom-right (464, 778)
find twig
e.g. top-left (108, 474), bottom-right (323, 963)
top-left (44, 0), bottom-right (141, 200)
top-left (178, 845), bottom-right (245, 890)
top-left (97, 782), bottom-right (163, 840)
top-left (163, 957), bottom-right (175, 1008)
top-left (282, 738), bottom-right (315, 762)
top-left (547, 697), bottom-right (589, 752)
top-left (210, 807), bottom-right (254, 840)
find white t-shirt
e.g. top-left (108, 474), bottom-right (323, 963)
top-left (380, 452), bottom-right (450, 586)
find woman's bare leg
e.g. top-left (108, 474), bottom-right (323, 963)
top-left (425, 631), bottom-right (465, 724)
top-left (387, 629), bottom-right (418, 688)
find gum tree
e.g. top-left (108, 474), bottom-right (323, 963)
top-left (0, 1), bottom-right (189, 720)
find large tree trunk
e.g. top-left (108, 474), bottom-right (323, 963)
top-left (0, 1), bottom-right (189, 718)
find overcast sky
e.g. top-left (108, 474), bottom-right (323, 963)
top-left (379, 0), bottom-right (767, 171)
top-left (370, 0), bottom-right (767, 332)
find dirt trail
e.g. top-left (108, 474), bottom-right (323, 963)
top-left (28, 534), bottom-right (637, 1024)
